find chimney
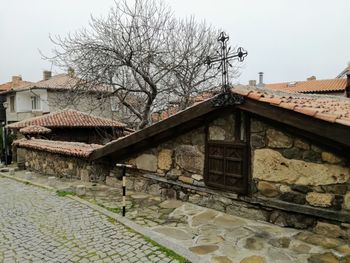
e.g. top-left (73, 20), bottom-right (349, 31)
top-left (43, 70), bottom-right (52, 80)
top-left (257, 72), bottom-right (264, 87)
top-left (11, 75), bottom-right (22, 87)
top-left (249, 80), bottom-right (256, 86)
top-left (307, 76), bottom-right (316, 81)
top-left (346, 74), bottom-right (350, 98)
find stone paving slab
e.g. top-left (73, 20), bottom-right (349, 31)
top-left (0, 177), bottom-right (185, 263)
top-left (3, 170), bottom-right (350, 263)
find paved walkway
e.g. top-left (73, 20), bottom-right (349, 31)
top-left (2, 170), bottom-right (350, 263)
top-left (0, 178), bottom-right (181, 263)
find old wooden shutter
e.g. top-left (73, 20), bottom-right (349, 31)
top-left (205, 141), bottom-right (248, 194)
top-left (204, 111), bottom-right (249, 194)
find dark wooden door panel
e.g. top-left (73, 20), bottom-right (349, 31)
top-left (205, 141), bottom-right (248, 194)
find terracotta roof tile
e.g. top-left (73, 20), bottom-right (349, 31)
top-left (294, 106), bottom-right (319, 117)
top-left (19, 125), bottom-right (52, 135)
top-left (230, 85), bottom-right (350, 127)
top-left (14, 139), bottom-right (101, 158)
top-left (231, 86), bottom-right (252, 96)
top-left (259, 97), bottom-right (282, 105)
top-left (247, 91), bottom-right (264, 100)
top-left (314, 112), bottom-right (339, 123)
top-left (155, 84), bottom-right (350, 128)
top-left (336, 118), bottom-right (350, 126)
top-left (0, 80), bottom-right (32, 91)
top-left (279, 102), bottom-right (297, 110)
top-left (8, 110), bottom-right (126, 129)
top-left (266, 78), bottom-right (347, 93)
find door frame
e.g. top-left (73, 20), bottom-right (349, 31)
top-left (203, 109), bottom-right (251, 195)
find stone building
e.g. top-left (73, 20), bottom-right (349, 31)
top-left (15, 85), bottom-right (350, 234)
top-left (14, 139), bottom-right (106, 181)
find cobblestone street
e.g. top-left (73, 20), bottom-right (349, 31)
top-left (0, 178), bottom-right (181, 263)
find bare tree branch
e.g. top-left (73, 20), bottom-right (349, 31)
top-left (45, 0), bottom-right (240, 129)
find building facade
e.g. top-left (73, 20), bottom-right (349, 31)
top-left (1, 71), bottom-right (130, 125)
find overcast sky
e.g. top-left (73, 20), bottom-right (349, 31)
top-left (0, 0), bottom-right (349, 85)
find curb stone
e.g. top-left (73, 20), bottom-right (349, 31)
top-left (0, 172), bottom-right (55, 191)
top-left (0, 172), bottom-right (206, 263)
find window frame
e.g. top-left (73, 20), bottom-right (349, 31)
top-left (9, 95), bottom-right (15, 112)
top-left (31, 95), bottom-right (41, 111)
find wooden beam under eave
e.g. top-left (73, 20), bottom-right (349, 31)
top-left (237, 98), bottom-right (350, 148)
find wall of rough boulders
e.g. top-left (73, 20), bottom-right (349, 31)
top-left (110, 112), bottom-right (350, 235)
top-left (22, 149), bottom-right (109, 182)
top-left (250, 118), bottom-right (350, 217)
top-left (126, 124), bottom-right (208, 185)
top-left (249, 118), bottom-right (350, 237)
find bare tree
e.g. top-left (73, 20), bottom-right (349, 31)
top-left (47, 0), bottom-right (238, 129)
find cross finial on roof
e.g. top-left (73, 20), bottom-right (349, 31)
top-left (205, 32), bottom-right (248, 93)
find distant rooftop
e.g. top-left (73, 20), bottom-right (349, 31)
top-left (265, 78), bottom-right (347, 94)
top-left (0, 76), bottom-right (32, 92)
top-left (1, 71), bottom-right (111, 94)
top-left (8, 110), bottom-right (127, 129)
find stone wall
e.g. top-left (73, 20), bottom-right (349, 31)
top-left (22, 149), bottom-right (110, 182)
top-left (124, 113), bottom-right (235, 185)
top-left (112, 112), bottom-right (350, 233)
top-left (250, 118), bottom-right (350, 228)
top-left (126, 125), bottom-right (207, 185)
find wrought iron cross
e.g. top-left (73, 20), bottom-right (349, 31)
top-left (206, 32), bottom-right (248, 93)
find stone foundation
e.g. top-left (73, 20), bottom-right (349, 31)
top-left (21, 149), bottom-right (110, 182)
top-left (110, 172), bottom-right (350, 240)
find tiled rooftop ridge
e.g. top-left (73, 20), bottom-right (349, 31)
top-left (232, 85), bottom-right (350, 126)
top-left (14, 139), bottom-right (102, 158)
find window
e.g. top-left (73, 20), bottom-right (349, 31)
top-left (9, 96), bottom-right (15, 112)
top-left (31, 95), bottom-right (41, 110)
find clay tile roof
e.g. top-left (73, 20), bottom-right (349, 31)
top-left (7, 74), bottom-right (110, 93)
top-left (0, 80), bottom-right (32, 92)
top-left (8, 110), bottom-right (126, 129)
top-left (231, 85), bottom-right (350, 127)
top-left (266, 78), bottom-right (347, 93)
top-left (19, 125), bottom-right (52, 135)
top-left (25, 74), bottom-right (77, 90)
top-left (14, 139), bottom-right (101, 158)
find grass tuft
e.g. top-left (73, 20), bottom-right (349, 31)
top-left (97, 203), bottom-right (122, 214)
top-left (56, 190), bottom-right (76, 197)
